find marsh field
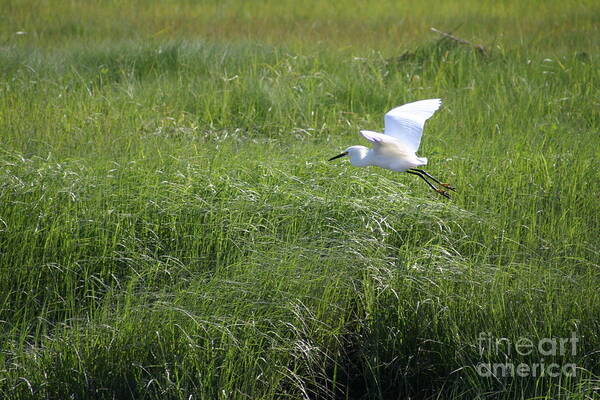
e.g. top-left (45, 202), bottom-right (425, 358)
top-left (1, 1), bottom-right (599, 399)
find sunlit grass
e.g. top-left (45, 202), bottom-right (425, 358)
top-left (2, 0), bottom-right (599, 53)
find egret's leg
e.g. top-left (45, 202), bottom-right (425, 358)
top-left (406, 170), bottom-right (450, 199)
top-left (409, 169), bottom-right (456, 191)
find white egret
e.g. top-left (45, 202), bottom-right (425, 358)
top-left (328, 98), bottom-right (455, 199)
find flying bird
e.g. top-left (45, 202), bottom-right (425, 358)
top-left (328, 99), bottom-right (455, 199)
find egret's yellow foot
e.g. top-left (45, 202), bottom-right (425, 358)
top-left (441, 183), bottom-right (456, 192)
top-left (436, 189), bottom-right (451, 199)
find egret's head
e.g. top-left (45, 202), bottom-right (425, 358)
top-left (328, 146), bottom-right (370, 166)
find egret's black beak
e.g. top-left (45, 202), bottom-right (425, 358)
top-left (328, 152), bottom-right (348, 161)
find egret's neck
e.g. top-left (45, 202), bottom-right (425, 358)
top-left (348, 146), bottom-right (371, 167)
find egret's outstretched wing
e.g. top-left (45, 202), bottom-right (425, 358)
top-left (383, 99), bottom-right (442, 153)
top-left (360, 130), bottom-right (400, 146)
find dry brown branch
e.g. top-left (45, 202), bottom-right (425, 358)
top-left (430, 27), bottom-right (487, 54)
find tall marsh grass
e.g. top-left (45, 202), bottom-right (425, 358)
top-left (1, 1), bottom-right (599, 399)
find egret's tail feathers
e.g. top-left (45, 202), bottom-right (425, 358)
top-left (417, 157), bottom-right (428, 166)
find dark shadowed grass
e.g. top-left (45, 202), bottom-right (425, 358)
top-left (1, 145), bottom-right (598, 399)
top-left (1, 3), bottom-right (600, 399)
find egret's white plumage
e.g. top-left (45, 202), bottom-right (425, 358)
top-left (329, 99), bottom-right (455, 198)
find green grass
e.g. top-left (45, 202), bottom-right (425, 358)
top-left (1, 1), bottom-right (599, 399)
